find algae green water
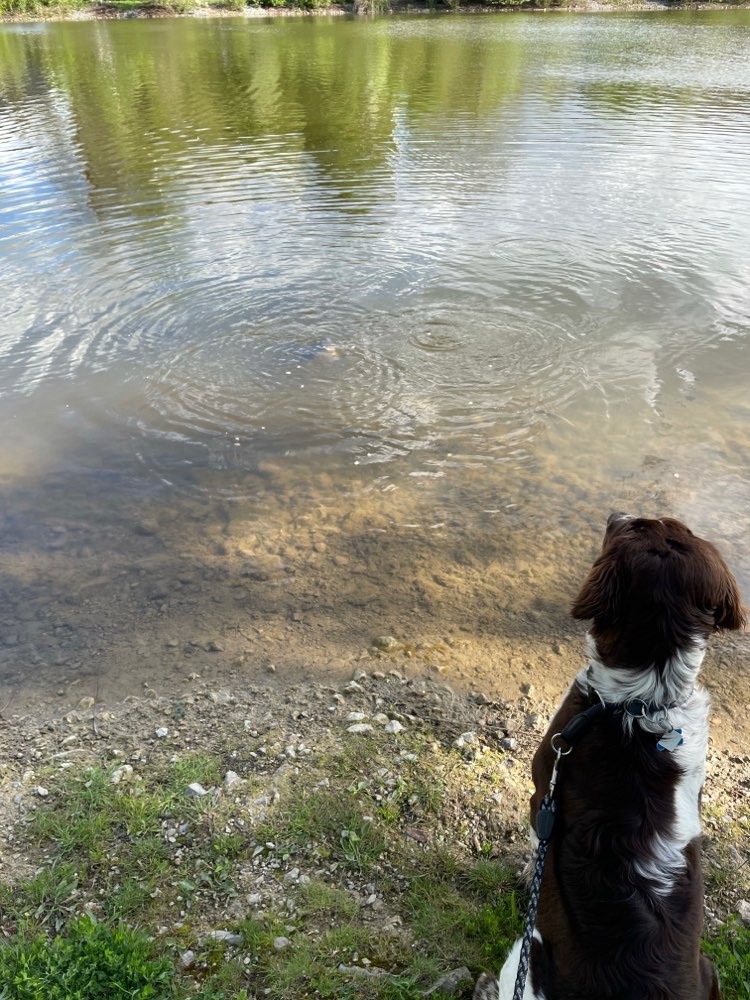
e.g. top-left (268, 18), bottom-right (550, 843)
top-left (0, 13), bottom-right (749, 712)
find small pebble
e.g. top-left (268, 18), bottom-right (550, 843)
top-left (372, 636), bottom-right (404, 653)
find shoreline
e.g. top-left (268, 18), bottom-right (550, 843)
top-left (3, 1), bottom-right (750, 25)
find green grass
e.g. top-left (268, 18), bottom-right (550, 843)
top-left (0, 916), bottom-right (174, 1000)
top-left (2, 756), bottom-right (247, 934)
top-left (704, 919), bottom-right (750, 1000)
top-left (407, 871), bottom-right (521, 973)
top-left (296, 879), bottom-right (361, 922)
top-left (254, 783), bottom-right (391, 872)
top-left (1, 733), bottom-right (747, 1000)
top-left (0, 0), bottom-right (248, 13)
top-left (0, 864), bottom-right (82, 934)
top-left (0, 0), bottom-right (86, 14)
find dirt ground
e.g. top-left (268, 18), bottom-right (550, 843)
top-left (1, 462), bottom-right (748, 742)
top-left (1, 453), bottom-right (748, 952)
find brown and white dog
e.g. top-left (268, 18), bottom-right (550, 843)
top-left (476, 513), bottom-right (745, 1000)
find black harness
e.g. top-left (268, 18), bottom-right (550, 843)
top-left (511, 689), bottom-right (685, 1000)
top-left (511, 699), bottom-right (609, 1000)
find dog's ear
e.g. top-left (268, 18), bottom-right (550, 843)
top-left (710, 563), bottom-right (746, 632)
top-left (571, 555), bottom-right (620, 625)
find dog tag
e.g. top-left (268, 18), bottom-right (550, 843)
top-left (656, 728), bottom-right (684, 752)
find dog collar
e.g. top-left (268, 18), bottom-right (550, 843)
top-left (587, 685), bottom-right (686, 753)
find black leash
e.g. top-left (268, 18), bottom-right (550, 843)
top-left (511, 702), bottom-right (607, 1000)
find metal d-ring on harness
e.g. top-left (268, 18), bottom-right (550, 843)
top-left (511, 701), bottom-right (608, 1000)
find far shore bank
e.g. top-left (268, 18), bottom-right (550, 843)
top-left (3, 0), bottom-right (750, 25)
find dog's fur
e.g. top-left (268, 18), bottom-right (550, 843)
top-left (475, 513), bottom-right (745, 1000)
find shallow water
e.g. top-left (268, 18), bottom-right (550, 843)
top-left (0, 12), bottom-right (749, 713)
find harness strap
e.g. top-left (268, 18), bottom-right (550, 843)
top-left (511, 682), bottom-right (690, 996)
top-left (511, 701), bottom-right (607, 1000)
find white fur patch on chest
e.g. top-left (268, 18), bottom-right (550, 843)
top-left (495, 932), bottom-right (547, 1000)
top-left (577, 649), bottom-right (710, 896)
top-left (632, 689), bottom-right (708, 893)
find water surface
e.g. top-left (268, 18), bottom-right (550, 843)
top-left (1, 12), bottom-right (749, 712)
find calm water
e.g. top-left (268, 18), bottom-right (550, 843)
top-left (1, 12), bottom-right (749, 709)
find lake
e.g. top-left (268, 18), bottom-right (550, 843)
top-left (1, 11), bottom-right (749, 714)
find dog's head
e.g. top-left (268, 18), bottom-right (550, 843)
top-left (572, 513), bottom-right (745, 669)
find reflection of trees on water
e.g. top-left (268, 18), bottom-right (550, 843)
top-left (0, 19), bottom-right (526, 211)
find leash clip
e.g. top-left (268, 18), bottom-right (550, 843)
top-left (548, 734), bottom-right (571, 797)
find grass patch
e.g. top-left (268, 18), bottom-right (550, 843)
top-left (10, 756), bottom-right (245, 933)
top-left (408, 876), bottom-right (520, 972)
top-left (704, 919), bottom-right (750, 1000)
top-left (296, 879), bottom-right (361, 922)
top-left (3, 728), bottom-right (746, 1000)
top-left (0, 863), bottom-right (82, 934)
top-left (0, 916), bottom-right (174, 1000)
top-left (258, 785), bottom-right (390, 872)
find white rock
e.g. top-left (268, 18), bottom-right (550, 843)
top-left (273, 936), bottom-right (291, 950)
top-left (454, 731), bottom-right (478, 748)
top-left (346, 712), bottom-right (367, 723)
top-left (179, 950), bottom-right (196, 969)
top-left (155, 727), bottom-right (169, 739)
top-left (338, 963), bottom-right (392, 980)
top-left (347, 724), bottom-right (374, 735)
top-left (185, 782), bottom-right (208, 798)
top-left (737, 899), bottom-right (750, 925)
top-left (384, 720), bottom-right (404, 734)
top-left (223, 771), bottom-right (242, 789)
top-left (111, 765), bottom-right (134, 785)
top-left (34, 786), bottom-right (49, 798)
top-left (205, 930), bottom-right (243, 945)
top-left (284, 868), bottom-right (300, 883)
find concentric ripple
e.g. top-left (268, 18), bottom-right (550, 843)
top-left (1, 13), bottom-right (749, 516)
